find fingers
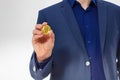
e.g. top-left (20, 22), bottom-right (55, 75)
top-left (42, 22), bottom-right (47, 26)
top-left (35, 22), bottom-right (48, 30)
top-left (32, 22), bottom-right (55, 43)
top-left (49, 30), bottom-right (55, 39)
top-left (48, 30), bottom-right (55, 42)
top-left (33, 29), bottom-right (42, 36)
top-left (33, 22), bottom-right (48, 35)
top-left (32, 35), bottom-right (42, 41)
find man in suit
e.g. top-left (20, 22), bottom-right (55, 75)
top-left (30, 0), bottom-right (120, 80)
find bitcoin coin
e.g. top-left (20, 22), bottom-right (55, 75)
top-left (41, 25), bottom-right (51, 35)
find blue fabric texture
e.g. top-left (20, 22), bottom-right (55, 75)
top-left (67, 0), bottom-right (106, 80)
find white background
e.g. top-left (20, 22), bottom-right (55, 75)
top-left (0, 0), bottom-right (119, 80)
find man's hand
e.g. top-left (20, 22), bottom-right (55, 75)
top-left (32, 22), bottom-right (55, 62)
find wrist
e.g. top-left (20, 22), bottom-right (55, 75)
top-left (37, 55), bottom-right (51, 62)
top-left (36, 51), bottom-right (52, 62)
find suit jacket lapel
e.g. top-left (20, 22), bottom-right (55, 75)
top-left (60, 0), bottom-right (87, 54)
top-left (97, 1), bottom-right (107, 78)
top-left (59, 0), bottom-right (107, 55)
top-left (97, 1), bottom-right (107, 53)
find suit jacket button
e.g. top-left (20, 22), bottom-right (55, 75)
top-left (33, 66), bottom-right (36, 72)
top-left (85, 61), bottom-right (90, 66)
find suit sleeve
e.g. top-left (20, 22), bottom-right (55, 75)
top-left (34, 52), bottom-right (51, 69)
top-left (29, 11), bottom-right (53, 80)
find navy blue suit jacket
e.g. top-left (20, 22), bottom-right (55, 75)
top-left (30, 0), bottom-right (120, 80)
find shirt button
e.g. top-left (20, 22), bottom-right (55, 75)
top-left (89, 57), bottom-right (92, 60)
top-left (86, 25), bottom-right (89, 28)
top-left (85, 61), bottom-right (90, 66)
top-left (87, 41), bottom-right (91, 44)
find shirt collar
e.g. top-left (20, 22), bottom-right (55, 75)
top-left (68, 0), bottom-right (97, 7)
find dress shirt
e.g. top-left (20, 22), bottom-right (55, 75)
top-left (69, 0), bottom-right (106, 80)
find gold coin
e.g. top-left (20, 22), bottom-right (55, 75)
top-left (41, 25), bottom-right (51, 35)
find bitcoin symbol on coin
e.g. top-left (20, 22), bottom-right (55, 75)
top-left (41, 25), bottom-right (51, 35)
